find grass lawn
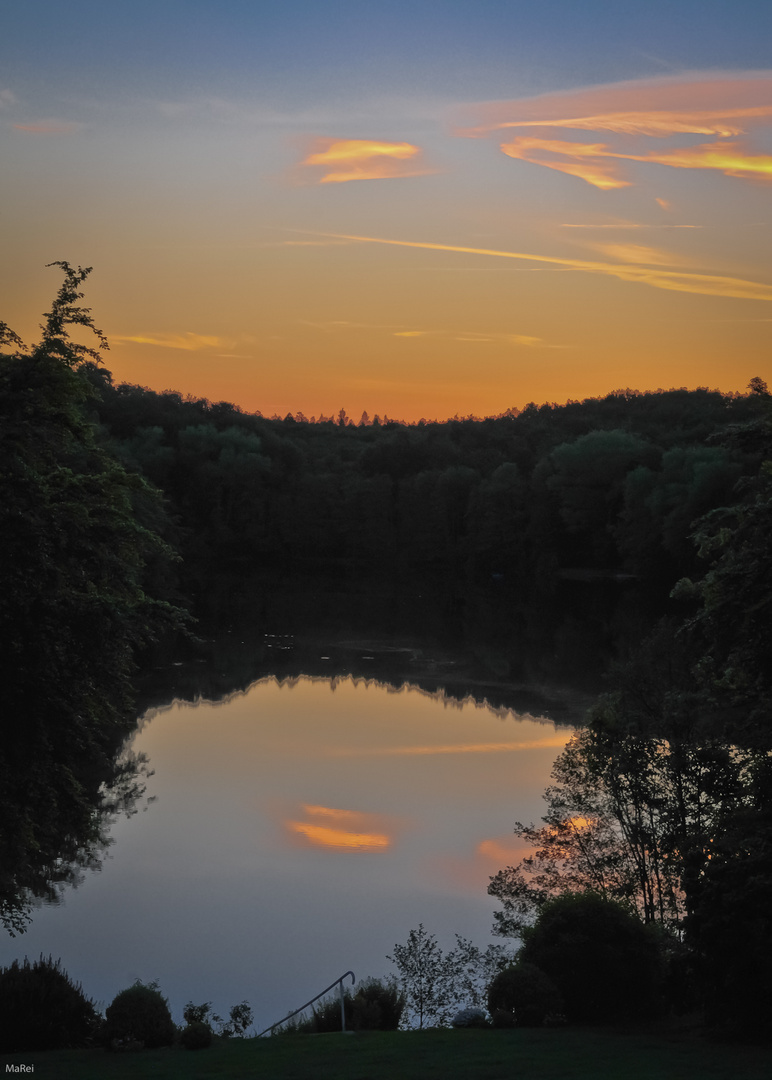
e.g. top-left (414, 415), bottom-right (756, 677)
top-left (3, 1028), bottom-right (770, 1079)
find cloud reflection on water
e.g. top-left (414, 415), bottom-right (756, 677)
top-left (284, 804), bottom-right (401, 852)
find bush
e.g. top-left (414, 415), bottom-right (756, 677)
top-left (310, 990), bottom-right (354, 1033)
top-left (352, 978), bottom-right (405, 1031)
top-left (0, 955), bottom-right (99, 1051)
top-left (451, 1007), bottom-right (489, 1028)
top-left (180, 1021), bottom-right (212, 1050)
top-left (487, 963), bottom-right (563, 1027)
top-left (519, 892), bottom-right (663, 1024)
top-left (103, 980), bottom-right (175, 1049)
top-left (183, 999), bottom-right (254, 1038)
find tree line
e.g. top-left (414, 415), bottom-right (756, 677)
top-left (81, 363), bottom-right (766, 603)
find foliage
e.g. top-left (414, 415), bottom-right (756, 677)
top-left (489, 625), bottom-right (761, 939)
top-left (388, 925), bottom-right (454, 1029)
top-left (389, 925), bottom-right (513, 1028)
top-left (0, 954), bottom-right (99, 1052)
top-left (179, 1021), bottom-right (212, 1050)
top-left (518, 893), bottom-right (663, 1024)
top-left (103, 980), bottom-right (176, 1049)
top-left (0, 264), bottom-right (189, 934)
top-left (182, 999), bottom-right (254, 1037)
top-left (486, 962), bottom-right (563, 1028)
top-left (351, 977), bottom-right (405, 1031)
top-left (309, 991), bottom-right (353, 1034)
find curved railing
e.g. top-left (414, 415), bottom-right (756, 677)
top-left (256, 970), bottom-right (356, 1037)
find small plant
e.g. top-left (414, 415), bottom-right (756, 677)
top-left (451, 1007), bottom-right (489, 1029)
top-left (311, 990), bottom-right (354, 1033)
top-left (183, 998), bottom-right (254, 1037)
top-left (352, 978), bottom-right (405, 1031)
top-left (0, 955), bottom-right (99, 1052)
top-left (103, 980), bottom-right (175, 1049)
top-left (487, 963), bottom-right (563, 1028)
top-left (180, 1020), bottom-right (212, 1050)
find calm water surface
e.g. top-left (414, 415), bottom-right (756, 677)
top-left (2, 674), bottom-right (573, 1031)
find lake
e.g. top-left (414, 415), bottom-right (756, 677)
top-left (1, 663), bottom-right (577, 1032)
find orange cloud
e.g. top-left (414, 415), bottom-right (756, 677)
top-left (455, 75), bottom-right (772, 189)
top-left (112, 332), bottom-right (231, 351)
top-left (453, 75), bottom-right (772, 137)
top-left (305, 230), bottom-right (772, 302)
top-left (500, 136), bottom-right (632, 189)
top-left (295, 137), bottom-right (434, 184)
top-left (284, 804), bottom-right (400, 852)
top-left (13, 120), bottom-right (79, 135)
top-left (590, 243), bottom-right (680, 266)
top-left (468, 106), bottom-right (772, 139)
top-left (500, 135), bottom-right (772, 188)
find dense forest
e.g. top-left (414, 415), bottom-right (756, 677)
top-left (2, 265), bottom-right (770, 1041)
top-left (83, 363), bottom-right (766, 596)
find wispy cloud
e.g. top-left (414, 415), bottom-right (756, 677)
top-left (292, 137), bottom-right (436, 184)
top-left (589, 242), bottom-right (682, 266)
top-left (453, 75), bottom-right (772, 136)
top-left (560, 220), bottom-right (702, 229)
top-left (454, 74), bottom-right (772, 189)
top-left (463, 105), bottom-right (772, 139)
top-left (302, 230), bottom-right (772, 302)
top-left (13, 119), bottom-right (80, 135)
top-left (0, 89), bottom-right (17, 109)
top-left (500, 135), bottom-right (772, 189)
top-left (112, 332), bottom-right (232, 351)
top-left (298, 316), bottom-right (563, 347)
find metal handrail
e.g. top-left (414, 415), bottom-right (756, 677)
top-left (257, 970), bottom-right (356, 1037)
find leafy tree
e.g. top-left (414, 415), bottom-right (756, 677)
top-left (0, 263), bottom-right (188, 933)
top-left (388, 924), bottom-right (454, 1028)
top-left (388, 925), bottom-right (512, 1028)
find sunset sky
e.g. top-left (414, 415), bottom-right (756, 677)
top-left (2, 1), bottom-right (771, 421)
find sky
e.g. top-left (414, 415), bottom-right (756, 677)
top-left (2, 0), bottom-right (771, 421)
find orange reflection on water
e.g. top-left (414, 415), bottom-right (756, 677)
top-left (285, 804), bottom-right (395, 852)
top-left (332, 734), bottom-right (575, 756)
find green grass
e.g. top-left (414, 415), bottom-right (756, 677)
top-left (3, 1028), bottom-right (770, 1080)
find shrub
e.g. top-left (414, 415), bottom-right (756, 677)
top-left (310, 990), bottom-right (354, 1033)
top-left (0, 955), bottom-right (99, 1051)
top-left (180, 1021), bottom-right (212, 1050)
top-left (352, 978), bottom-right (405, 1031)
top-left (519, 892), bottom-right (663, 1024)
top-left (183, 999), bottom-right (254, 1038)
top-left (487, 963), bottom-right (563, 1027)
top-left (451, 1007), bottom-right (489, 1028)
top-left (103, 980), bottom-right (175, 1049)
